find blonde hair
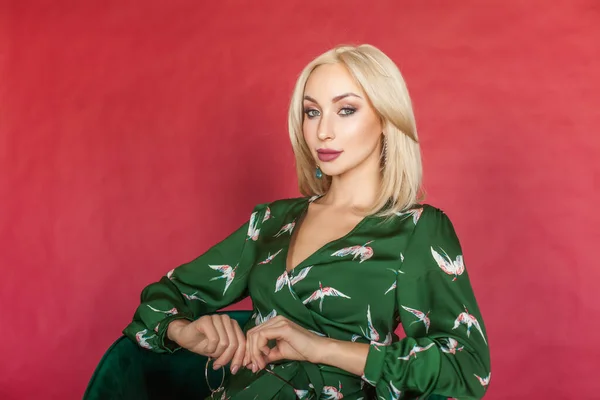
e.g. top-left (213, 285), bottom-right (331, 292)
top-left (287, 44), bottom-right (424, 217)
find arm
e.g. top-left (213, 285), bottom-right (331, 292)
top-left (362, 207), bottom-right (491, 399)
top-left (317, 207), bottom-right (491, 399)
top-left (122, 204), bottom-right (268, 353)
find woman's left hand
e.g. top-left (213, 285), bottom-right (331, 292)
top-left (243, 315), bottom-right (328, 372)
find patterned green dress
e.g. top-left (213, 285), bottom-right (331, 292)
top-left (124, 196), bottom-right (491, 399)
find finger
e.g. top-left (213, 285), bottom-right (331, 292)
top-left (255, 322), bottom-right (292, 366)
top-left (230, 321), bottom-right (246, 374)
top-left (246, 317), bottom-right (281, 371)
top-left (244, 326), bottom-right (252, 370)
top-left (248, 325), bottom-right (258, 372)
top-left (209, 314), bottom-right (229, 360)
top-left (213, 315), bottom-right (238, 368)
top-left (254, 331), bottom-right (269, 370)
top-left (194, 317), bottom-right (218, 355)
top-left (264, 345), bottom-right (284, 363)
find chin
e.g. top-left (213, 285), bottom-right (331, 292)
top-left (320, 165), bottom-right (348, 177)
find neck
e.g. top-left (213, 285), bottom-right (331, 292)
top-left (319, 158), bottom-right (382, 212)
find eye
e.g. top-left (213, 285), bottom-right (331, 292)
top-left (304, 108), bottom-right (320, 119)
top-left (339, 107), bottom-right (356, 116)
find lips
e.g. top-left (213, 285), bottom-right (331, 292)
top-left (317, 149), bottom-right (342, 162)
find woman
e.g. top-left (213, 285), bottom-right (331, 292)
top-left (124, 44), bottom-right (491, 399)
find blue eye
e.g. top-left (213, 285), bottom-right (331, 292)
top-left (304, 109), bottom-right (320, 119)
top-left (339, 107), bottom-right (356, 116)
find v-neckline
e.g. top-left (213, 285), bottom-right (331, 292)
top-left (282, 196), bottom-right (372, 275)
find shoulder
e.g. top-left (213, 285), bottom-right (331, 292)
top-left (404, 203), bottom-right (463, 262)
top-left (249, 196), bottom-right (309, 220)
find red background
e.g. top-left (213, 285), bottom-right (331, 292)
top-left (1, 1), bottom-right (599, 399)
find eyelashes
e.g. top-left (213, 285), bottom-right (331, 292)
top-left (303, 107), bottom-right (357, 119)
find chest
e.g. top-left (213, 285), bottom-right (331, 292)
top-left (286, 209), bottom-right (364, 272)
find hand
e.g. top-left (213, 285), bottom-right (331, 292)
top-left (243, 315), bottom-right (327, 372)
top-left (167, 314), bottom-right (246, 374)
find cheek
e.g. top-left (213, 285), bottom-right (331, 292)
top-left (302, 121), bottom-right (316, 146)
top-left (340, 117), bottom-right (380, 146)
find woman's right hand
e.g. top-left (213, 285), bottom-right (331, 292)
top-left (167, 314), bottom-right (246, 374)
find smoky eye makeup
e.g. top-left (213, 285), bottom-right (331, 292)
top-left (303, 107), bottom-right (320, 118)
top-left (338, 106), bottom-right (357, 116)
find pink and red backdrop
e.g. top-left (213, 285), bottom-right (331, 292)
top-left (1, 1), bottom-right (599, 398)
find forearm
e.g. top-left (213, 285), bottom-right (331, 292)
top-left (316, 338), bottom-right (371, 376)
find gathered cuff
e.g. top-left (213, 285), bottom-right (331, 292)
top-left (156, 314), bottom-right (194, 353)
top-left (361, 343), bottom-right (387, 386)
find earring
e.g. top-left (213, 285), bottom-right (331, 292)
top-left (382, 135), bottom-right (388, 166)
top-left (315, 165), bottom-right (323, 179)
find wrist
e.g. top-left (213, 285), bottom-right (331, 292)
top-left (314, 337), bottom-right (338, 365)
top-left (167, 319), bottom-right (190, 342)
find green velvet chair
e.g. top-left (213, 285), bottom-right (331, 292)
top-left (84, 309), bottom-right (448, 399)
top-left (84, 310), bottom-right (251, 400)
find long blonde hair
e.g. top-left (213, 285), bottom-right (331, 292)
top-left (288, 44), bottom-right (424, 217)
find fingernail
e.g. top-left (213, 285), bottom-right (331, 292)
top-left (213, 364), bottom-right (221, 370)
top-left (231, 365), bottom-right (239, 375)
top-left (252, 363), bottom-right (257, 373)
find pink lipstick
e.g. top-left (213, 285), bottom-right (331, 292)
top-left (317, 148), bottom-right (342, 162)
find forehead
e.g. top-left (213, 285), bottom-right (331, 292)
top-left (303, 63), bottom-right (364, 99)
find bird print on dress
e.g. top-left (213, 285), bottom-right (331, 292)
top-left (331, 241), bottom-right (374, 263)
top-left (181, 291), bottom-right (206, 302)
top-left (440, 338), bottom-right (464, 354)
top-left (321, 381), bottom-right (343, 399)
top-left (208, 264), bottom-right (237, 295)
top-left (303, 281), bottom-right (351, 312)
top-left (360, 373), bottom-right (376, 387)
top-left (401, 305), bottom-right (431, 334)
top-left (453, 305), bottom-right (487, 345)
top-left (431, 246), bottom-right (464, 281)
top-left (385, 380), bottom-right (402, 400)
top-left (147, 305), bottom-right (178, 316)
top-left (384, 268), bottom-right (405, 295)
top-left (275, 266), bottom-right (312, 297)
top-left (258, 249), bottom-right (283, 265)
top-left (394, 207), bottom-right (423, 225)
top-left (247, 212), bottom-right (260, 241)
top-left (397, 343), bottom-right (436, 360)
top-left (263, 207), bottom-right (271, 222)
top-left (359, 305), bottom-right (392, 347)
top-left (253, 309), bottom-right (277, 326)
top-left (294, 388), bottom-right (310, 399)
top-left (123, 200), bottom-right (491, 400)
top-left (274, 221), bottom-right (295, 237)
top-left (135, 329), bottom-right (156, 349)
top-left (474, 372), bottom-right (491, 387)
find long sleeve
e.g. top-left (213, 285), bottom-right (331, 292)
top-left (122, 203), bottom-right (268, 353)
top-left (362, 207), bottom-right (491, 399)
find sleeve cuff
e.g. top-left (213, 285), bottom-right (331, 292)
top-left (362, 343), bottom-right (387, 386)
top-left (156, 314), bottom-right (194, 353)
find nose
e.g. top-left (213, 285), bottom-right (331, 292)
top-left (317, 114), bottom-right (334, 141)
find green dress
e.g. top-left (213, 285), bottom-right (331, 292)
top-left (124, 196), bottom-right (491, 399)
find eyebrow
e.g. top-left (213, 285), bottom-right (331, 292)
top-left (303, 92), bottom-right (363, 104)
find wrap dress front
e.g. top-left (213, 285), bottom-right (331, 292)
top-left (124, 196), bottom-right (491, 399)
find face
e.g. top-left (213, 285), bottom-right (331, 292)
top-left (302, 63), bottom-right (383, 180)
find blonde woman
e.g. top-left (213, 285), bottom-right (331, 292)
top-left (124, 44), bottom-right (491, 399)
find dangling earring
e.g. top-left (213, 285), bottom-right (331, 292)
top-left (382, 135), bottom-right (388, 167)
top-left (315, 165), bottom-right (323, 179)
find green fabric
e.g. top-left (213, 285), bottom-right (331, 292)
top-left (123, 196), bottom-right (491, 399)
top-left (85, 311), bottom-right (252, 400)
